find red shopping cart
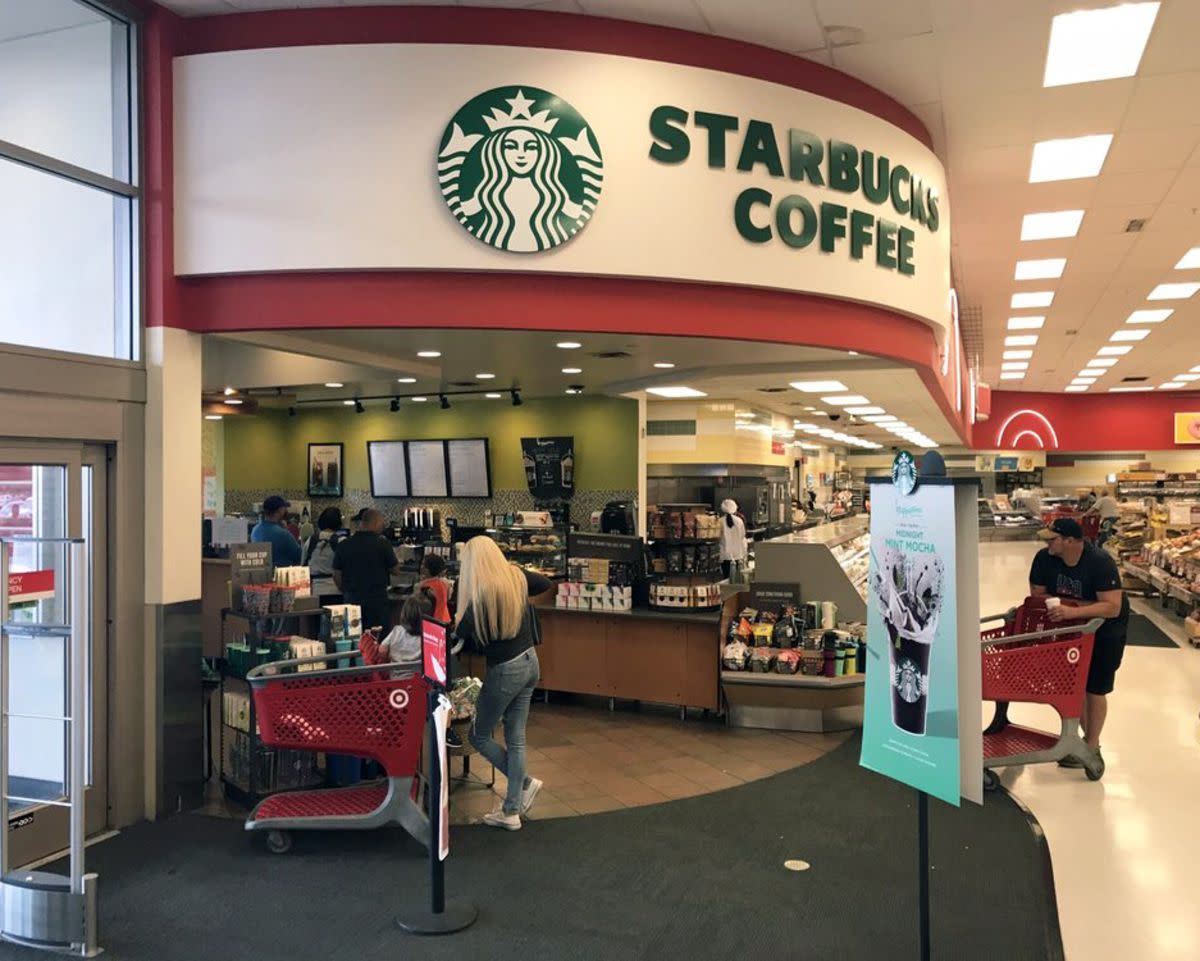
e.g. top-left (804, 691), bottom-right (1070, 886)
top-left (1040, 508), bottom-right (1100, 544)
top-left (981, 597), bottom-right (1104, 788)
top-left (244, 650), bottom-right (429, 854)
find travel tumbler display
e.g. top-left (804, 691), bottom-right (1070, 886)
top-left (873, 548), bottom-right (945, 736)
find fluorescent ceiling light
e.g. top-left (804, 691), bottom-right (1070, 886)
top-left (1005, 334), bottom-right (1039, 347)
top-left (1003, 349), bottom-right (1034, 360)
top-left (1126, 309), bottom-right (1173, 324)
top-left (556, 341), bottom-right (582, 349)
top-left (1012, 291), bottom-right (1055, 309)
top-left (1148, 282), bottom-right (1200, 300)
top-left (845, 406), bottom-right (885, 415)
top-left (1000, 372), bottom-right (1026, 380)
top-left (1015, 258), bottom-right (1067, 280)
top-left (1020, 209), bottom-right (1084, 240)
top-left (1001, 362), bottom-right (1029, 371)
top-left (411, 396), bottom-right (428, 402)
top-left (1173, 373), bottom-right (1200, 382)
top-left (1109, 386), bottom-right (1154, 393)
top-left (646, 386), bottom-right (707, 398)
top-left (863, 415), bottom-right (897, 423)
top-left (204, 414), bottom-right (223, 420)
top-left (1159, 382), bottom-right (1187, 389)
top-left (1029, 134), bottom-right (1113, 183)
top-left (653, 362), bottom-right (675, 369)
top-left (1191, 366), bottom-right (1200, 373)
top-left (561, 367), bottom-right (582, 374)
top-left (1071, 378), bottom-right (1096, 386)
top-left (1044, 3), bottom-right (1160, 87)
top-left (1065, 386), bottom-right (1090, 392)
top-left (1007, 316), bottom-right (1045, 330)
top-left (1175, 247), bottom-right (1200, 270)
top-left (475, 372), bottom-right (495, 379)
top-left (790, 380), bottom-right (848, 393)
top-left (1077, 370), bottom-right (1101, 379)
top-left (417, 350), bottom-right (442, 358)
top-left (1098, 345), bottom-right (1132, 356)
top-left (396, 377), bottom-right (417, 384)
top-left (324, 382), bottom-right (344, 388)
top-left (1110, 329), bottom-right (1150, 342)
top-left (342, 400), bottom-right (356, 406)
top-left (485, 392), bottom-right (502, 399)
top-left (821, 395), bottom-right (870, 406)
top-left (1086, 358), bottom-right (1118, 368)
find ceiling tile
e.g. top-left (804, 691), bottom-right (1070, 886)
top-left (696, 0), bottom-right (824, 52)
top-left (1031, 79), bottom-right (1134, 140)
top-left (1094, 169), bottom-right (1177, 208)
top-left (934, 19), bottom-right (1045, 96)
top-left (154, 0), bottom-right (232, 12)
top-left (1137, 0), bottom-right (1200, 76)
top-left (1105, 126), bottom-right (1200, 175)
top-left (576, 0), bottom-right (710, 32)
top-left (815, 0), bottom-right (933, 42)
top-left (1123, 73), bottom-right (1200, 130)
top-left (832, 33), bottom-right (941, 107)
top-left (941, 90), bottom-right (1035, 150)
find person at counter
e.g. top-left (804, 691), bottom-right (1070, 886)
top-left (418, 553), bottom-right (453, 622)
top-left (333, 509), bottom-right (399, 632)
top-left (250, 495), bottom-right (302, 566)
top-left (719, 498), bottom-right (748, 580)
top-left (302, 507), bottom-right (345, 599)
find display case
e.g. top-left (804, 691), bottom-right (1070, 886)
top-left (978, 499), bottom-right (1041, 541)
top-left (1118, 472), bottom-right (1200, 500)
top-left (490, 524), bottom-right (567, 578)
top-left (645, 505), bottom-right (724, 609)
top-left (753, 516), bottom-right (869, 619)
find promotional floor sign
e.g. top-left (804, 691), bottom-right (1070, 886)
top-left (422, 617), bottom-right (448, 686)
top-left (433, 694), bottom-right (451, 861)
top-left (861, 477), bottom-right (963, 806)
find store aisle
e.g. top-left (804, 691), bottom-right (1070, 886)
top-left (979, 541), bottom-right (1200, 961)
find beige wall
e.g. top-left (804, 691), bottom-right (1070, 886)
top-left (1044, 451), bottom-right (1200, 489)
top-left (647, 400), bottom-right (793, 468)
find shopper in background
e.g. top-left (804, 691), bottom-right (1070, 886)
top-left (455, 536), bottom-right (551, 830)
top-left (1087, 487), bottom-right (1121, 548)
top-left (1077, 489), bottom-right (1097, 512)
top-left (418, 552), bottom-right (453, 622)
top-left (333, 508), bottom-right (399, 633)
top-left (250, 494), bottom-right (302, 566)
top-left (378, 587), bottom-right (435, 665)
top-left (302, 507), bottom-right (345, 599)
top-left (719, 498), bottom-right (748, 580)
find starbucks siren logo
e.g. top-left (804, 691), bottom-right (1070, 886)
top-left (437, 86), bottom-right (603, 253)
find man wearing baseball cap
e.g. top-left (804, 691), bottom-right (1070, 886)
top-left (1030, 516), bottom-right (1128, 775)
top-left (250, 494), bottom-right (302, 567)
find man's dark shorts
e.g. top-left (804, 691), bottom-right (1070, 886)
top-left (1086, 627), bottom-right (1126, 695)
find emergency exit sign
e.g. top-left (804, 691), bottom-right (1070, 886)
top-left (8, 570), bottom-right (54, 604)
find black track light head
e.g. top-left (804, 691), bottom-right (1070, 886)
top-left (287, 406), bottom-right (296, 417)
top-left (439, 394), bottom-right (451, 410)
top-left (390, 398), bottom-right (400, 412)
top-left (510, 389), bottom-right (522, 407)
top-left (354, 399), bottom-right (365, 414)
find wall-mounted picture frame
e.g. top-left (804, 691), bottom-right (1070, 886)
top-left (308, 442), bottom-right (344, 497)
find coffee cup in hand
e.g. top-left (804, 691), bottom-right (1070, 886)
top-left (1044, 597), bottom-right (1061, 611)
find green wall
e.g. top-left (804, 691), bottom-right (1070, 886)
top-left (224, 395), bottom-right (638, 492)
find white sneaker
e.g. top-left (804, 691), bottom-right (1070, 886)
top-left (482, 809), bottom-right (521, 831)
top-left (520, 777), bottom-right (544, 815)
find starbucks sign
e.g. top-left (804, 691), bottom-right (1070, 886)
top-left (437, 86), bottom-right (603, 253)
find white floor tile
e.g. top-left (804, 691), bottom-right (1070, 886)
top-left (978, 541), bottom-right (1200, 961)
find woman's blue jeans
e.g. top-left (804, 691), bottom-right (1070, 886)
top-left (469, 649), bottom-right (540, 815)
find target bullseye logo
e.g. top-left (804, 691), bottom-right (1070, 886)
top-left (389, 689), bottom-right (410, 710)
top-left (1066, 647), bottom-right (1080, 665)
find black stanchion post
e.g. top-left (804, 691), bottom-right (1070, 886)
top-left (917, 789), bottom-right (931, 961)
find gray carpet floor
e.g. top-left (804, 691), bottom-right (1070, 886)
top-left (1, 736), bottom-right (1062, 961)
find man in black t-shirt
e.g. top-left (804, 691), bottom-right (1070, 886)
top-left (333, 509), bottom-right (399, 632)
top-left (1030, 517), bottom-right (1128, 771)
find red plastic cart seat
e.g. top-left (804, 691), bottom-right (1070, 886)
top-left (253, 785), bottom-right (388, 820)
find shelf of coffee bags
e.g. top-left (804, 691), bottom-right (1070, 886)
top-left (720, 670), bottom-right (864, 689)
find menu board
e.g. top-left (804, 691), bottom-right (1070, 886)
top-left (367, 441), bottom-right (409, 497)
top-left (447, 439), bottom-right (491, 498)
top-left (408, 441), bottom-right (449, 497)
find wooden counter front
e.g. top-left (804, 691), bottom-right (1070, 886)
top-left (461, 606), bottom-right (725, 712)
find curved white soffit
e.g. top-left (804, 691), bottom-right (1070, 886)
top-left (1010, 429), bottom-right (1045, 450)
top-left (996, 409), bottom-right (1060, 448)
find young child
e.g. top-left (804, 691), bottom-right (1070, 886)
top-left (378, 586), bottom-right (436, 664)
top-left (418, 553), bottom-right (453, 622)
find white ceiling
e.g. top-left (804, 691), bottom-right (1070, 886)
top-left (206, 328), bottom-right (961, 448)
top-left (0, 0), bottom-right (101, 44)
top-left (160, 0), bottom-right (1200, 397)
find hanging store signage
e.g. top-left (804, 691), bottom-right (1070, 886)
top-left (521, 436), bottom-right (574, 500)
top-left (1173, 412), bottom-right (1200, 444)
top-left (7, 570), bottom-right (54, 604)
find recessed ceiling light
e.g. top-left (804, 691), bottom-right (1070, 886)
top-left (485, 392), bottom-right (502, 399)
top-left (1126, 309), bottom-right (1173, 324)
top-left (1110, 329), bottom-right (1150, 342)
top-left (1065, 386), bottom-right (1090, 392)
top-left (1043, 3), bottom-right (1160, 88)
top-left (1001, 362), bottom-right (1029, 371)
top-left (223, 387), bottom-right (237, 396)
top-left (863, 415), bottom-right (897, 423)
top-left (1173, 373), bottom-right (1200, 382)
top-left (1015, 258), bottom-right (1067, 280)
top-left (1077, 370), bottom-right (1101, 379)
top-left (1191, 367), bottom-right (1200, 374)
top-left (1159, 382), bottom-right (1187, 389)
top-left (562, 367), bottom-right (582, 374)
top-left (1175, 247), bottom-right (1200, 270)
top-left (1148, 282), bottom-right (1200, 300)
top-left (417, 350), bottom-right (441, 358)
top-left (653, 362), bottom-right (675, 369)
top-left (1098, 345), bottom-right (1132, 356)
top-left (1005, 334), bottom-right (1039, 347)
top-left (1109, 386), bottom-right (1155, 392)
top-left (396, 377), bottom-right (417, 384)
top-left (845, 406), bottom-right (885, 415)
top-left (1020, 210), bottom-right (1085, 240)
top-left (1029, 134), bottom-right (1113, 183)
top-left (821, 395), bottom-right (870, 406)
top-left (1071, 378), bottom-right (1096, 386)
top-left (204, 414), bottom-right (223, 420)
top-left (1007, 316), bottom-right (1045, 330)
top-left (790, 380), bottom-right (848, 393)
top-left (848, 350), bottom-right (860, 356)
top-left (1086, 358), bottom-right (1118, 368)
top-left (1011, 291), bottom-right (1055, 309)
top-left (999, 372), bottom-right (1026, 381)
top-left (411, 396), bottom-right (428, 402)
top-left (1003, 349), bottom-right (1034, 360)
top-left (556, 341), bottom-right (582, 349)
top-left (225, 398), bottom-right (243, 405)
top-left (342, 400), bottom-right (356, 406)
top-left (324, 382), bottom-right (344, 388)
top-left (476, 372), bottom-right (495, 379)
top-left (646, 386), bottom-right (707, 398)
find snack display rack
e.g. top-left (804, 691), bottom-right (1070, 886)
top-left (646, 504), bottom-right (725, 610)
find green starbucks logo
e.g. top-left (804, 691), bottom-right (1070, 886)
top-left (437, 86), bottom-right (603, 253)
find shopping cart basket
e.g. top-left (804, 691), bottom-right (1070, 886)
top-left (981, 597), bottom-right (1104, 787)
top-left (244, 650), bottom-right (429, 854)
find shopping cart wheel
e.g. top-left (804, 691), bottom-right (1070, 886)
top-left (1084, 762), bottom-right (1104, 782)
top-left (983, 770), bottom-right (1000, 793)
top-left (266, 830), bottom-right (293, 855)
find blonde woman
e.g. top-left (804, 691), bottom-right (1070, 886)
top-left (456, 536), bottom-right (552, 830)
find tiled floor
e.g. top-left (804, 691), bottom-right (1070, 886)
top-left (978, 540), bottom-right (1200, 961)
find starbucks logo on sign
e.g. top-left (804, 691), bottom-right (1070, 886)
top-left (437, 86), bottom-right (603, 253)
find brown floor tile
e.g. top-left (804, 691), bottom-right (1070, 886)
top-left (525, 800), bottom-right (576, 821)
top-left (569, 796), bottom-right (628, 815)
top-left (713, 760), bottom-right (775, 781)
top-left (607, 782), bottom-right (671, 807)
top-left (659, 756), bottom-right (727, 779)
top-left (576, 773), bottom-right (646, 795)
top-left (546, 782), bottom-right (603, 802)
top-left (682, 769), bottom-right (743, 791)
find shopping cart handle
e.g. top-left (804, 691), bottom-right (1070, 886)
top-left (979, 617), bottom-right (1103, 648)
top-left (245, 650), bottom-right (419, 681)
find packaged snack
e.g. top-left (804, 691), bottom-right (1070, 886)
top-left (752, 622), bottom-right (775, 646)
top-left (722, 641), bottom-right (749, 671)
top-left (748, 646), bottom-right (774, 672)
top-left (774, 649), bottom-right (802, 674)
top-left (773, 614), bottom-right (799, 647)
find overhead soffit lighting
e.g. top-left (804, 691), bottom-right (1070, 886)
top-left (1000, 372), bottom-right (1026, 380)
top-left (1029, 134), bottom-right (1113, 183)
top-left (1071, 378), bottom-right (1096, 386)
top-left (1077, 370), bottom-right (1101, 379)
top-left (1020, 210), bottom-right (1084, 240)
top-left (1065, 386), bottom-right (1090, 392)
top-left (1191, 366), bottom-right (1200, 373)
top-left (821, 395), bottom-right (870, 406)
top-left (1159, 382), bottom-right (1187, 389)
top-left (790, 380), bottom-right (848, 393)
top-left (1086, 358), bottom-right (1118, 368)
top-left (1148, 282), bottom-right (1200, 300)
top-left (1175, 247), bottom-right (1200, 270)
top-left (396, 377), bottom-right (417, 384)
top-left (1003, 349), bottom-right (1034, 360)
top-left (324, 382), bottom-right (344, 388)
top-left (845, 406), bottom-right (885, 415)
top-left (1014, 258), bottom-right (1067, 280)
top-left (1004, 334), bottom-right (1039, 347)
top-left (1012, 291), bottom-right (1055, 309)
top-left (1110, 329), bottom-right (1150, 342)
top-left (411, 396), bottom-right (428, 402)
top-left (646, 386), bottom-right (707, 398)
top-left (1043, 3), bottom-right (1160, 88)
top-left (485, 392), bottom-right (503, 399)
top-left (1173, 373), bottom-right (1200, 382)
top-left (1126, 308), bottom-right (1173, 324)
top-left (1098, 345), bottom-right (1132, 356)
top-left (475, 372), bottom-right (495, 379)
top-left (1109, 386), bottom-right (1155, 393)
top-left (1007, 316), bottom-right (1045, 330)
top-left (556, 341), bottom-right (582, 349)
top-left (561, 367), bottom-right (582, 374)
top-left (653, 362), bottom-right (675, 369)
top-left (1001, 362), bottom-right (1029, 371)
top-left (417, 350), bottom-right (442, 358)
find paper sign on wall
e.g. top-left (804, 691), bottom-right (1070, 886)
top-left (1174, 412), bottom-right (1200, 444)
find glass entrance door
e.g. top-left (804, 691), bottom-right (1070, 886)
top-left (0, 445), bottom-right (107, 868)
